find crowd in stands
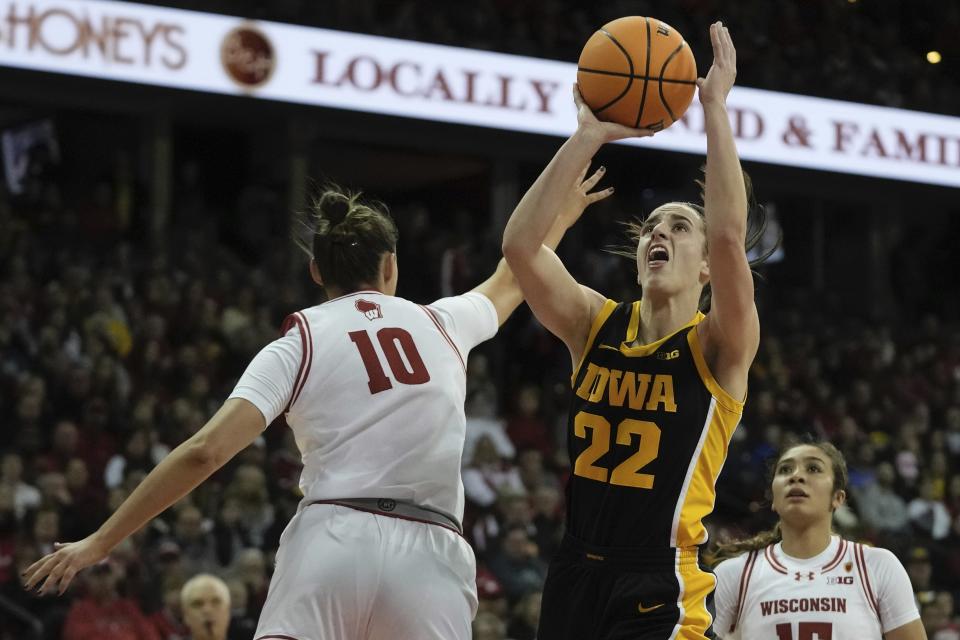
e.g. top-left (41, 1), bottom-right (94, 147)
top-left (2, 149), bottom-right (960, 640)
top-left (137, 0), bottom-right (960, 116)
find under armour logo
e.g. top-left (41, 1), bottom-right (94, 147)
top-left (794, 571), bottom-right (815, 582)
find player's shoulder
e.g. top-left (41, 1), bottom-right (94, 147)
top-left (855, 542), bottom-right (903, 570)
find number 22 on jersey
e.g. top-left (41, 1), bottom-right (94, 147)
top-left (573, 411), bottom-right (661, 489)
top-left (349, 328), bottom-right (430, 394)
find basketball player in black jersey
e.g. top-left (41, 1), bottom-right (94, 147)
top-left (503, 23), bottom-right (771, 639)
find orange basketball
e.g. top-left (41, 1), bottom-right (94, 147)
top-left (577, 16), bottom-right (697, 131)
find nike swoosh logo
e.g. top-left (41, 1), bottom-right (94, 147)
top-left (598, 344), bottom-right (620, 351)
top-left (638, 602), bottom-right (665, 614)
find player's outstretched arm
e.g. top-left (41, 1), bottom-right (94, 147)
top-left (885, 620), bottom-right (927, 640)
top-left (473, 164), bottom-right (612, 326)
top-left (23, 398), bottom-right (266, 595)
top-left (502, 86), bottom-right (654, 358)
top-left (699, 22), bottom-right (759, 380)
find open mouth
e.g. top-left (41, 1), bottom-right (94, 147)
top-left (647, 244), bottom-right (670, 267)
top-left (786, 488), bottom-right (809, 499)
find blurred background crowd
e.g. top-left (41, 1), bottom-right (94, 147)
top-left (2, 168), bottom-right (960, 639)
top-left (1, 1), bottom-right (960, 639)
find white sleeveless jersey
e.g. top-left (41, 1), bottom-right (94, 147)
top-left (713, 536), bottom-right (919, 640)
top-left (229, 290), bottom-right (498, 523)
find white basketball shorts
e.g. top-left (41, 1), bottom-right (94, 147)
top-left (254, 503), bottom-right (478, 640)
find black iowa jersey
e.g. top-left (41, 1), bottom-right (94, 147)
top-left (565, 299), bottom-right (744, 549)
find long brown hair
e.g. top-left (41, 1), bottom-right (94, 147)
top-left (295, 184), bottom-right (398, 293)
top-left (609, 170), bottom-right (779, 311)
top-left (707, 438), bottom-right (848, 566)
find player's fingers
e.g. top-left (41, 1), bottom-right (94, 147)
top-left (23, 554), bottom-right (58, 590)
top-left (38, 560), bottom-right (66, 596)
top-left (614, 123), bottom-right (657, 138)
top-left (572, 83), bottom-right (586, 107)
top-left (58, 565), bottom-right (80, 595)
top-left (576, 163), bottom-right (590, 184)
top-left (581, 166), bottom-right (606, 190)
top-left (724, 27), bottom-right (737, 66)
top-left (586, 187), bottom-right (615, 204)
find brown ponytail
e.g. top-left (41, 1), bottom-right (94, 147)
top-left (707, 523), bottom-right (782, 567)
top-left (294, 184), bottom-right (398, 293)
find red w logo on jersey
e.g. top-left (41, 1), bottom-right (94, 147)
top-left (356, 299), bottom-right (383, 321)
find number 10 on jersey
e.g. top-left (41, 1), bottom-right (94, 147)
top-left (349, 328), bottom-right (430, 394)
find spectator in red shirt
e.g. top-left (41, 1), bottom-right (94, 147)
top-left (506, 384), bottom-right (552, 456)
top-left (62, 560), bottom-right (160, 640)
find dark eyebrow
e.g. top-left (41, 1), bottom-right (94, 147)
top-left (778, 455), bottom-right (828, 465)
top-left (666, 212), bottom-right (696, 225)
top-left (644, 212), bottom-right (696, 226)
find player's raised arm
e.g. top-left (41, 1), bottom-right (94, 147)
top-left (699, 23), bottom-right (759, 374)
top-left (473, 163), bottom-right (613, 326)
top-left (23, 398), bottom-right (266, 595)
top-left (502, 86), bottom-right (654, 358)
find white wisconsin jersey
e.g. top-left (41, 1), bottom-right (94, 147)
top-left (714, 536), bottom-right (919, 640)
top-left (229, 290), bottom-right (498, 524)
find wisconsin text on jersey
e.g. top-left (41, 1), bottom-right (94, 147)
top-left (760, 598), bottom-right (849, 615)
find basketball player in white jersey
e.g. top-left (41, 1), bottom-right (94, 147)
top-left (712, 441), bottom-right (925, 639)
top-left (23, 179), bottom-right (613, 639)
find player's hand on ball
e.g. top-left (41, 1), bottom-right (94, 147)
top-left (23, 536), bottom-right (110, 596)
top-left (697, 21), bottom-right (737, 106)
top-left (573, 84), bottom-right (656, 143)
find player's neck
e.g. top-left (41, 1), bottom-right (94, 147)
top-left (636, 290), bottom-right (700, 344)
top-left (779, 521), bottom-right (833, 559)
top-left (325, 282), bottom-right (383, 299)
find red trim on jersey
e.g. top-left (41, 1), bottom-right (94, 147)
top-left (730, 549), bottom-right (759, 632)
top-left (855, 543), bottom-right (882, 622)
top-left (281, 312), bottom-right (311, 412)
top-left (821, 538), bottom-right (848, 573)
top-left (765, 545), bottom-right (789, 574)
top-left (292, 312), bottom-right (313, 406)
top-left (418, 305), bottom-right (465, 372)
top-left (256, 635), bottom-right (303, 640)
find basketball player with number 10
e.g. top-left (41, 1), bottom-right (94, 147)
top-left (504, 22), bottom-right (770, 639)
top-left (22, 178), bottom-right (610, 639)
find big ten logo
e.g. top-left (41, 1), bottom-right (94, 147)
top-left (827, 576), bottom-right (854, 585)
top-left (220, 24), bottom-right (275, 89)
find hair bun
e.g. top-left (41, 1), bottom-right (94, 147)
top-left (325, 198), bottom-right (351, 227)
